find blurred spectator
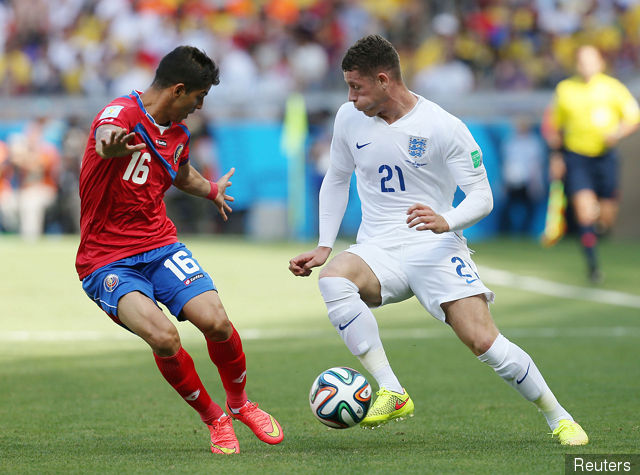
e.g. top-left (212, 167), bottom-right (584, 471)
top-left (500, 116), bottom-right (546, 235)
top-left (412, 49), bottom-right (475, 97)
top-left (0, 138), bottom-right (17, 232)
top-left (5, 117), bottom-right (60, 241)
top-left (287, 25), bottom-right (330, 90)
top-left (51, 115), bottom-right (86, 234)
top-left (411, 11), bottom-right (476, 96)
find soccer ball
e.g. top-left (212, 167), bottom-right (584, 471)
top-left (309, 366), bottom-right (372, 429)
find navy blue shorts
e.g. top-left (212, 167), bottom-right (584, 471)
top-left (82, 242), bottom-right (216, 322)
top-left (563, 149), bottom-right (618, 199)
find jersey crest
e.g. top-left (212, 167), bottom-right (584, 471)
top-left (103, 273), bottom-right (119, 292)
top-left (174, 143), bottom-right (184, 164)
top-left (406, 136), bottom-right (428, 168)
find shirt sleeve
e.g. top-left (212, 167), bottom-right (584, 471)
top-left (615, 80), bottom-right (640, 125)
top-left (440, 178), bottom-right (493, 231)
top-left (317, 107), bottom-right (355, 248)
top-left (179, 139), bottom-right (190, 166)
top-left (440, 119), bottom-right (493, 231)
top-left (93, 100), bottom-right (136, 137)
top-left (445, 119), bottom-right (488, 186)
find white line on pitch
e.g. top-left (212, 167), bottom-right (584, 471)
top-left (479, 266), bottom-right (640, 309)
top-left (2, 326), bottom-right (639, 342)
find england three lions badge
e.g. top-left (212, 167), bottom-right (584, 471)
top-left (406, 136), bottom-right (428, 168)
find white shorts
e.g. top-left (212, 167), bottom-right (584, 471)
top-left (346, 233), bottom-right (495, 322)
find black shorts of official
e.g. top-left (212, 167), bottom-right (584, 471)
top-left (563, 149), bottom-right (619, 199)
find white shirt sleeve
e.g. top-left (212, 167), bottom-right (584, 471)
top-left (440, 119), bottom-right (494, 231)
top-left (440, 178), bottom-right (493, 231)
top-left (318, 106), bottom-right (355, 248)
top-left (318, 165), bottom-right (352, 248)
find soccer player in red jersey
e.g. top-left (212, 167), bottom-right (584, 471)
top-left (76, 46), bottom-right (283, 454)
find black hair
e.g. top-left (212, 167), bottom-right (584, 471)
top-left (341, 35), bottom-right (402, 81)
top-left (151, 46), bottom-right (220, 92)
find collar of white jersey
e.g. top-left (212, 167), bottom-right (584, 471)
top-left (131, 90), bottom-right (171, 134)
top-left (375, 93), bottom-right (424, 126)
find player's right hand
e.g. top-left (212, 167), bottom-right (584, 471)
top-left (288, 247), bottom-right (331, 277)
top-left (96, 126), bottom-right (145, 159)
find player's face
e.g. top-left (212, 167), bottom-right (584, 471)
top-left (171, 86), bottom-right (210, 122)
top-left (344, 70), bottom-right (388, 117)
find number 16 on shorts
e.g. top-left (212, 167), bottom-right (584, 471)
top-left (163, 250), bottom-right (205, 285)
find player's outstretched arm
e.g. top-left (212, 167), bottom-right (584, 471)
top-left (174, 165), bottom-right (235, 221)
top-left (209, 167), bottom-right (235, 221)
top-left (95, 125), bottom-right (145, 159)
top-left (289, 246), bottom-right (332, 277)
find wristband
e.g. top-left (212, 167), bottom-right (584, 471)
top-left (206, 181), bottom-right (218, 201)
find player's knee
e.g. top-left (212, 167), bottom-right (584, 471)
top-left (200, 317), bottom-right (232, 341)
top-left (147, 325), bottom-right (181, 356)
top-left (318, 265), bottom-right (341, 280)
top-left (472, 335), bottom-right (497, 356)
top-left (318, 276), bottom-right (359, 303)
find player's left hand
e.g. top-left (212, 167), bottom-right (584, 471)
top-left (214, 167), bottom-right (235, 221)
top-left (406, 203), bottom-right (450, 234)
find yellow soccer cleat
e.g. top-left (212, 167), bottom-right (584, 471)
top-left (360, 388), bottom-right (414, 428)
top-left (551, 419), bottom-right (589, 446)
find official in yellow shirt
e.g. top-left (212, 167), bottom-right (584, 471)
top-left (544, 45), bottom-right (640, 283)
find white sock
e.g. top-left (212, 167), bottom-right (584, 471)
top-left (478, 334), bottom-right (572, 429)
top-left (319, 276), bottom-right (402, 392)
top-left (535, 390), bottom-right (573, 430)
top-left (358, 346), bottom-right (403, 393)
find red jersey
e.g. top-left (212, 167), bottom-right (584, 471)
top-left (75, 91), bottom-right (191, 279)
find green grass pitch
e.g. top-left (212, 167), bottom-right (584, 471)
top-left (1, 235), bottom-right (639, 474)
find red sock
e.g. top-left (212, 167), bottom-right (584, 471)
top-left (206, 323), bottom-right (247, 410)
top-left (154, 346), bottom-right (223, 424)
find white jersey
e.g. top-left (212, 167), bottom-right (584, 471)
top-left (319, 94), bottom-right (490, 248)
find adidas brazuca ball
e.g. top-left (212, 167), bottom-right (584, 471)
top-left (309, 367), bottom-right (372, 428)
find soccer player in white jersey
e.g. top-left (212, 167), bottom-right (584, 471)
top-left (289, 35), bottom-right (588, 445)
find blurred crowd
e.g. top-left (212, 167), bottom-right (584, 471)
top-left (1, 0), bottom-right (640, 98)
top-left (0, 113), bottom-right (223, 239)
top-left (2, 0), bottom-right (640, 240)
top-left (0, 115), bottom-right (82, 239)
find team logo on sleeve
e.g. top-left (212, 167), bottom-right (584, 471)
top-left (174, 144), bottom-right (184, 164)
top-left (103, 274), bottom-right (120, 292)
top-left (99, 105), bottom-right (124, 120)
top-left (405, 136), bottom-right (428, 168)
